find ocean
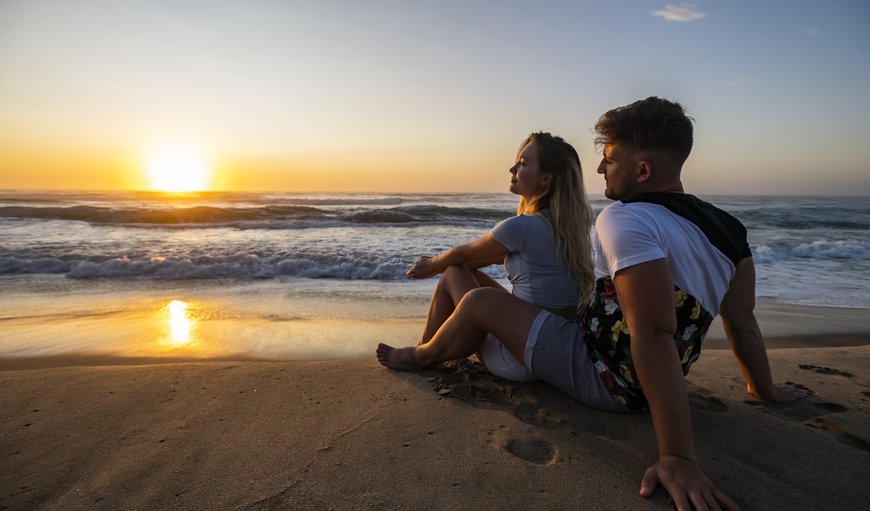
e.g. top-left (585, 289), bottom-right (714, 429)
top-left (1, 191), bottom-right (867, 360)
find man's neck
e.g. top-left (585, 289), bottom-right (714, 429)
top-left (644, 181), bottom-right (685, 194)
top-left (621, 182), bottom-right (684, 201)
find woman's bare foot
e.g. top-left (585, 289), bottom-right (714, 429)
top-left (376, 343), bottom-right (430, 371)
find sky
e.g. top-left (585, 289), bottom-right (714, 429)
top-left (1, 0), bottom-right (869, 195)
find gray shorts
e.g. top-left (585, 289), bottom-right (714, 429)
top-left (481, 310), bottom-right (629, 413)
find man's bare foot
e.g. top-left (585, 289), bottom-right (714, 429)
top-left (376, 343), bottom-right (429, 371)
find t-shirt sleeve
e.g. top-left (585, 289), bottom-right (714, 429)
top-left (490, 215), bottom-right (527, 253)
top-left (595, 205), bottom-right (666, 276)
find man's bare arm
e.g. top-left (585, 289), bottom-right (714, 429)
top-left (719, 257), bottom-right (809, 402)
top-left (614, 259), bottom-right (738, 511)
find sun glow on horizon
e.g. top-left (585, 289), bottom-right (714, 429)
top-left (144, 142), bottom-right (211, 192)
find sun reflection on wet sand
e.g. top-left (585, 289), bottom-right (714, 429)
top-left (165, 300), bottom-right (194, 347)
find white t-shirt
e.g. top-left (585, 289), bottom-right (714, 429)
top-left (594, 200), bottom-right (743, 315)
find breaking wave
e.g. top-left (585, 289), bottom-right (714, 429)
top-left (752, 239), bottom-right (870, 263)
top-left (0, 254), bottom-right (412, 280)
top-left (0, 204), bottom-right (510, 228)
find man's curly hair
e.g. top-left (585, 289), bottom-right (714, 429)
top-left (594, 97), bottom-right (694, 161)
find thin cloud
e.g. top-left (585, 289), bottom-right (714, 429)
top-left (652, 4), bottom-right (706, 22)
top-left (807, 26), bottom-right (819, 36)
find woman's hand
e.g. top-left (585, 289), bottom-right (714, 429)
top-left (640, 455), bottom-right (739, 511)
top-left (405, 256), bottom-right (439, 279)
top-left (747, 382), bottom-right (811, 402)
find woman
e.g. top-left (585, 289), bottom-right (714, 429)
top-left (377, 132), bottom-right (594, 381)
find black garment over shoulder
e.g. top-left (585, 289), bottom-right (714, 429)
top-left (624, 192), bottom-right (752, 266)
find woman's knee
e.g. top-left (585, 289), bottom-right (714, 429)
top-left (441, 264), bottom-right (480, 298)
top-left (457, 288), bottom-right (542, 336)
top-left (435, 265), bottom-right (463, 290)
top-left (442, 264), bottom-right (469, 278)
top-left (456, 287), bottom-right (509, 318)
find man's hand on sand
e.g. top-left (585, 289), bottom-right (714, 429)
top-left (640, 455), bottom-right (739, 511)
top-left (749, 382), bottom-right (811, 402)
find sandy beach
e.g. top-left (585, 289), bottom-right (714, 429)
top-left (2, 303), bottom-right (869, 510)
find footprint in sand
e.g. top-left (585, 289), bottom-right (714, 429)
top-left (812, 401), bottom-right (849, 413)
top-left (803, 417), bottom-right (870, 453)
top-left (687, 391), bottom-right (727, 413)
top-left (502, 437), bottom-right (556, 465)
top-left (429, 359), bottom-right (563, 428)
top-left (685, 382), bottom-right (728, 413)
top-left (744, 398), bottom-right (847, 420)
top-left (799, 364), bottom-right (854, 377)
top-left (799, 364), bottom-right (870, 386)
top-left (744, 398), bottom-right (868, 452)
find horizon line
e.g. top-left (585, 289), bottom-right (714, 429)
top-left (1, 188), bottom-right (869, 199)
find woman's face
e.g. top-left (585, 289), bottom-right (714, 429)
top-left (509, 141), bottom-right (550, 201)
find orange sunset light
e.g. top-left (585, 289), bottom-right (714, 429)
top-left (144, 141), bottom-right (212, 192)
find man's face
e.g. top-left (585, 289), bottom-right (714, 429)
top-left (597, 143), bottom-right (641, 201)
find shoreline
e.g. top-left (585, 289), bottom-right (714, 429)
top-left (1, 291), bottom-right (868, 365)
top-left (1, 330), bottom-right (868, 373)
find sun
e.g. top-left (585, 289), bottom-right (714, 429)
top-left (145, 142), bottom-right (211, 192)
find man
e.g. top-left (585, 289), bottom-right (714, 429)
top-left (378, 97), bottom-right (806, 510)
top-left (587, 97), bottom-right (807, 509)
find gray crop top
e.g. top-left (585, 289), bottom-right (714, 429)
top-left (490, 211), bottom-right (581, 309)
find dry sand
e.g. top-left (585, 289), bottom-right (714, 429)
top-left (2, 340), bottom-right (869, 510)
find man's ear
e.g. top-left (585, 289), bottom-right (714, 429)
top-left (637, 160), bottom-right (653, 183)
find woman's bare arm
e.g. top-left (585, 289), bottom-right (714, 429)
top-left (463, 254), bottom-right (506, 270)
top-left (405, 233), bottom-right (508, 279)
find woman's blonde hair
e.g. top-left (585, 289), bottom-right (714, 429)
top-left (516, 132), bottom-right (595, 299)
